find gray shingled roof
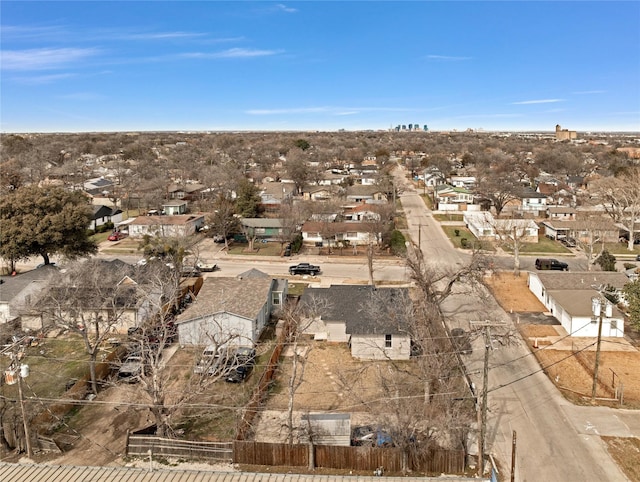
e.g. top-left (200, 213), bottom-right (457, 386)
top-left (548, 290), bottom-right (624, 318)
top-left (532, 272), bottom-right (630, 291)
top-left (0, 265), bottom-right (58, 303)
top-left (300, 285), bottom-right (411, 335)
top-left (176, 277), bottom-right (273, 323)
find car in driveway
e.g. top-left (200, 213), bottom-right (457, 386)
top-left (107, 231), bottom-right (127, 241)
top-left (196, 260), bottom-right (219, 272)
top-left (118, 353), bottom-right (144, 382)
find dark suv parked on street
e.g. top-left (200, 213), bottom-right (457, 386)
top-left (535, 258), bottom-right (569, 271)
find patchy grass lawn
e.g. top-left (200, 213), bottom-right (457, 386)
top-left (604, 243), bottom-right (640, 256)
top-left (227, 242), bottom-right (283, 256)
top-left (433, 213), bottom-right (463, 222)
top-left (441, 225), bottom-right (494, 251)
top-left (502, 236), bottom-right (572, 254)
top-left (420, 193), bottom-right (434, 210)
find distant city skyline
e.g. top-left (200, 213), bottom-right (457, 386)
top-left (2, 1), bottom-right (639, 133)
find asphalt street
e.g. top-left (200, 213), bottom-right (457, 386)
top-left (393, 167), bottom-right (633, 481)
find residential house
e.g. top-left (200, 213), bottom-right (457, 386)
top-left (175, 277), bottom-right (283, 347)
top-left (345, 185), bottom-right (388, 203)
top-left (420, 168), bottom-right (446, 188)
top-left (463, 212), bottom-right (539, 242)
top-left (0, 265), bottom-right (58, 325)
top-left (434, 185), bottom-right (474, 211)
top-left (540, 219), bottom-right (619, 243)
top-left (258, 182), bottom-right (296, 212)
top-left (83, 177), bottom-right (114, 196)
top-left (167, 182), bottom-right (206, 201)
top-left (162, 200), bottom-right (188, 216)
top-left (537, 182), bottom-right (574, 206)
top-left (449, 176), bottom-right (476, 189)
top-left (299, 285), bottom-right (412, 360)
top-left (546, 206), bottom-right (577, 221)
top-left (342, 203), bottom-right (382, 222)
top-left (90, 205), bottom-right (123, 231)
top-left (240, 218), bottom-right (285, 241)
top-left (128, 214), bottom-right (205, 238)
top-left (527, 271), bottom-right (629, 337)
top-left (518, 188), bottom-right (547, 214)
top-left (301, 221), bottom-right (379, 247)
top-left (302, 185), bottom-right (341, 202)
top-left (237, 269), bottom-right (288, 308)
top-left (21, 259), bottom-right (162, 334)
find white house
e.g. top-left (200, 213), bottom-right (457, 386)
top-left (0, 266), bottom-right (57, 325)
top-left (299, 285), bottom-right (412, 360)
top-left (527, 271), bottom-right (629, 337)
top-left (127, 214), bottom-right (205, 238)
top-left (176, 277), bottom-right (283, 347)
top-left (546, 290), bottom-right (624, 337)
top-left (301, 221), bottom-right (379, 247)
top-left (464, 212), bottom-right (539, 242)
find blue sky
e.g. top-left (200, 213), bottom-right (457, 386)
top-left (2, 1), bottom-right (639, 133)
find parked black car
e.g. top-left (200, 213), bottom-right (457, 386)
top-left (535, 258), bottom-right (569, 271)
top-left (289, 262), bottom-right (321, 275)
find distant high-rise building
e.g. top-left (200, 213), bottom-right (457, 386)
top-left (555, 124), bottom-right (577, 141)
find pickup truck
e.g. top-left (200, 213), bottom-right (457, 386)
top-left (289, 263), bottom-right (321, 276)
top-left (196, 260), bottom-right (219, 272)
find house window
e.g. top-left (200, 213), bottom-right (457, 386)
top-left (610, 319), bottom-right (617, 331)
top-left (255, 227), bottom-right (266, 234)
top-left (347, 232), bottom-right (357, 238)
top-left (272, 295), bottom-right (280, 305)
top-left (591, 316), bottom-right (598, 324)
top-left (385, 334), bottom-right (392, 348)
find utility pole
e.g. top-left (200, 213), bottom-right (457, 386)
top-left (510, 430), bottom-right (517, 482)
top-left (591, 295), bottom-right (611, 403)
top-left (470, 320), bottom-right (507, 478)
top-left (4, 343), bottom-right (33, 457)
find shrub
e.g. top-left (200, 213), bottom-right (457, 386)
top-left (389, 230), bottom-right (407, 255)
top-left (461, 238), bottom-right (468, 248)
top-left (595, 249), bottom-right (617, 271)
top-left (454, 229), bottom-right (460, 237)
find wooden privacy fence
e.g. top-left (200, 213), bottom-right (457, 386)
top-left (126, 431), bottom-right (233, 462)
top-left (232, 441), bottom-right (465, 475)
top-left (124, 437), bottom-right (464, 474)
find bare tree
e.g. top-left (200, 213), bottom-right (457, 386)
top-left (207, 193), bottom-right (240, 250)
top-left (34, 259), bottom-right (141, 394)
top-left (592, 167), bottom-right (640, 251)
top-left (485, 213), bottom-right (537, 275)
top-left (572, 216), bottom-right (615, 270)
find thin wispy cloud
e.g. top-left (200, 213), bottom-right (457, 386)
top-left (1, 24), bottom-right (68, 41)
top-left (119, 31), bottom-right (208, 41)
top-left (572, 90), bottom-right (605, 95)
top-left (1, 47), bottom-right (101, 71)
top-left (275, 4), bottom-right (298, 13)
top-left (12, 72), bottom-right (76, 85)
top-left (182, 48), bottom-right (281, 59)
top-left (427, 54), bottom-right (471, 61)
top-left (512, 99), bottom-right (564, 105)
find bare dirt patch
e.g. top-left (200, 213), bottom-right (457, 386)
top-left (602, 436), bottom-right (640, 482)
top-left (484, 271), bottom-right (546, 313)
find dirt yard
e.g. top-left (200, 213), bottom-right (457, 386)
top-left (486, 271), bottom-right (640, 408)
